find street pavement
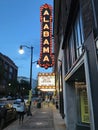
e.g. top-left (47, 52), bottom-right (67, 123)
top-left (4, 102), bottom-right (66, 130)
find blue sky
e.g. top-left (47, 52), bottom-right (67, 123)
top-left (0, 0), bottom-right (53, 79)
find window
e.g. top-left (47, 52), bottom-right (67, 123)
top-left (0, 58), bottom-right (3, 65)
top-left (4, 63), bottom-right (9, 70)
top-left (4, 71), bottom-right (8, 78)
top-left (79, 89), bottom-right (90, 123)
top-left (74, 11), bottom-right (84, 58)
top-left (68, 31), bottom-right (76, 67)
top-left (65, 10), bottom-right (84, 73)
top-left (9, 67), bottom-right (13, 73)
top-left (9, 73), bottom-right (12, 80)
top-left (66, 43), bottom-right (70, 71)
top-left (77, 88), bottom-right (90, 124)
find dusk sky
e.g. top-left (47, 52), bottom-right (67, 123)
top-left (0, 0), bottom-right (53, 79)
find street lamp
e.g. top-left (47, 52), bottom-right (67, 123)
top-left (19, 45), bottom-right (34, 116)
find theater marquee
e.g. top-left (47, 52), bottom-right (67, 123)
top-left (38, 73), bottom-right (55, 91)
top-left (38, 3), bottom-right (54, 69)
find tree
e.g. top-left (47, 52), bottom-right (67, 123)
top-left (7, 79), bottom-right (19, 97)
top-left (7, 79), bottom-right (30, 98)
top-left (0, 63), bottom-right (4, 83)
top-left (18, 79), bottom-right (30, 97)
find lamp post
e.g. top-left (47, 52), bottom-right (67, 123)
top-left (19, 45), bottom-right (34, 116)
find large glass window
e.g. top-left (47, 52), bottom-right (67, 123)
top-left (68, 31), bottom-right (76, 68)
top-left (74, 11), bottom-right (84, 58)
top-left (66, 43), bottom-right (70, 71)
top-left (65, 10), bottom-right (84, 73)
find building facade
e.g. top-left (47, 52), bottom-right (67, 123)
top-left (53, 0), bottom-right (98, 130)
top-left (0, 52), bottom-right (18, 95)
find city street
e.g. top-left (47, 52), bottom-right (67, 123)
top-left (3, 102), bottom-right (66, 130)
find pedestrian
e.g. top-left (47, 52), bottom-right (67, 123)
top-left (47, 98), bottom-right (50, 106)
top-left (18, 98), bottom-right (25, 124)
top-left (45, 97), bottom-right (50, 106)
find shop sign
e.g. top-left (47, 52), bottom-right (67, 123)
top-left (37, 73), bottom-right (55, 91)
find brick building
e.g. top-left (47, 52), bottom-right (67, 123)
top-left (53, 0), bottom-right (98, 130)
top-left (0, 52), bottom-right (18, 95)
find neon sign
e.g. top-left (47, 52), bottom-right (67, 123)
top-left (38, 4), bottom-right (54, 69)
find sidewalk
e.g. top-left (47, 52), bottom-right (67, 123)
top-left (4, 102), bottom-right (66, 130)
top-left (52, 104), bottom-right (66, 130)
top-left (43, 102), bottom-right (66, 130)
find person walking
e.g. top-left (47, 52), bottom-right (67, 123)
top-left (18, 98), bottom-right (25, 124)
top-left (47, 98), bottom-right (50, 107)
top-left (45, 97), bottom-right (50, 107)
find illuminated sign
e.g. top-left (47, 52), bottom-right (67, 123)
top-left (80, 90), bottom-right (90, 123)
top-left (38, 73), bottom-right (55, 91)
top-left (38, 3), bottom-right (54, 69)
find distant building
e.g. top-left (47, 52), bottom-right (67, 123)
top-left (0, 52), bottom-right (18, 95)
top-left (17, 76), bottom-right (37, 89)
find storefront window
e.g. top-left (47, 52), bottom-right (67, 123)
top-left (76, 87), bottom-right (90, 124)
top-left (80, 89), bottom-right (90, 123)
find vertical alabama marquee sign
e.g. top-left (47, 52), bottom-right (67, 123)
top-left (38, 3), bottom-right (54, 69)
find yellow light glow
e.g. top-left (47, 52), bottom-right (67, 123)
top-left (40, 88), bottom-right (55, 92)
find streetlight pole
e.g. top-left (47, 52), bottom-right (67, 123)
top-left (19, 45), bottom-right (34, 116)
top-left (30, 46), bottom-right (33, 92)
top-left (28, 46), bottom-right (33, 116)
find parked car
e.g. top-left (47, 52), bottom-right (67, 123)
top-left (0, 102), bottom-right (17, 129)
top-left (12, 100), bottom-right (22, 112)
top-left (12, 99), bottom-right (28, 113)
top-left (6, 96), bottom-right (12, 100)
top-left (0, 97), bottom-right (7, 101)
